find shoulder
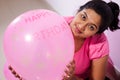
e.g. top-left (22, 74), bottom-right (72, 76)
top-left (88, 33), bottom-right (109, 60)
top-left (90, 33), bottom-right (108, 44)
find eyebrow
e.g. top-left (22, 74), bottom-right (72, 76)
top-left (83, 11), bottom-right (98, 29)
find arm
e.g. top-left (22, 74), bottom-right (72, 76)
top-left (89, 55), bottom-right (109, 80)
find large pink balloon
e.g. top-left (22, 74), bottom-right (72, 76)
top-left (3, 9), bottom-right (74, 80)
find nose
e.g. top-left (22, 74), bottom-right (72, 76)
top-left (78, 22), bottom-right (87, 31)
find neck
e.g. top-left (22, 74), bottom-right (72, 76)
top-left (74, 35), bottom-right (85, 42)
top-left (74, 37), bottom-right (85, 53)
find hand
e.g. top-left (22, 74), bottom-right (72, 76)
top-left (62, 60), bottom-right (84, 80)
top-left (62, 60), bottom-right (75, 80)
top-left (8, 65), bottom-right (24, 80)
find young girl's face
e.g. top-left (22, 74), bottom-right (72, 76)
top-left (70, 9), bottom-right (101, 39)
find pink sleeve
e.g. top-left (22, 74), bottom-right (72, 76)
top-left (89, 33), bottom-right (109, 60)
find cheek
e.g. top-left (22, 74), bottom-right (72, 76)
top-left (72, 17), bottom-right (81, 24)
top-left (70, 20), bottom-right (75, 26)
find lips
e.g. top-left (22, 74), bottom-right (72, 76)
top-left (75, 26), bottom-right (82, 34)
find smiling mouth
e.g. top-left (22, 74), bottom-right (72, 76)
top-left (75, 26), bottom-right (82, 34)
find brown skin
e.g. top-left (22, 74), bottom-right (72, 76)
top-left (62, 9), bottom-right (109, 80)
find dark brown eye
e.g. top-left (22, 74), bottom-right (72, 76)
top-left (89, 25), bottom-right (95, 31)
top-left (81, 15), bottom-right (86, 21)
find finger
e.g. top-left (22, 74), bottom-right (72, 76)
top-left (12, 70), bottom-right (16, 74)
top-left (70, 60), bottom-right (75, 65)
top-left (67, 64), bottom-right (75, 73)
top-left (70, 61), bottom-right (75, 67)
top-left (65, 66), bottom-right (75, 76)
top-left (64, 69), bottom-right (74, 77)
top-left (8, 66), bottom-right (12, 71)
top-left (14, 73), bottom-right (21, 79)
top-left (66, 64), bottom-right (70, 68)
top-left (66, 62), bottom-right (75, 71)
top-left (64, 69), bottom-right (69, 75)
top-left (62, 75), bottom-right (70, 80)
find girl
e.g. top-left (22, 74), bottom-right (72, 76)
top-left (63, 0), bottom-right (120, 80)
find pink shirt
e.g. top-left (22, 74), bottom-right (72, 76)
top-left (64, 16), bottom-right (109, 79)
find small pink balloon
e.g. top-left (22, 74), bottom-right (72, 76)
top-left (3, 9), bottom-right (74, 80)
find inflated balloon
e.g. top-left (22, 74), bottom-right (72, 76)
top-left (3, 9), bottom-right (74, 80)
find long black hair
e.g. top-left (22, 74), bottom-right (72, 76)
top-left (77, 0), bottom-right (120, 33)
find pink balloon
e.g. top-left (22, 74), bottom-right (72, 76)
top-left (3, 9), bottom-right (74, 80)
